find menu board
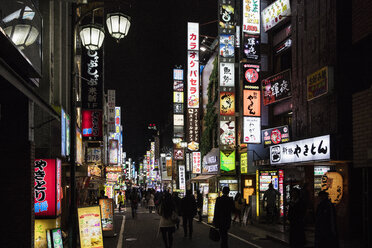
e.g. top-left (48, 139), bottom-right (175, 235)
top-left (77, 206), bottom-right (104, 248)
top-left (207, 193), bottom-right (218, 223)
top-left (99, 199), bottom-right (114, 231)
top-left (51, 228), bottom-right (63, 248)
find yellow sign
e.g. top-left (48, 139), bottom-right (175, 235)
top-left (240, 153), bottom-right (248, 174)
top-left (207, 193), bottom-right (218, 223)
top-left (78, 206), bottom-right (104, 248)
top-left (34, 217), bottom-right (61, 248)
top-left (307, 66), bottom-right (329, 101)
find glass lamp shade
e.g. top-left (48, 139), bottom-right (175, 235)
top-left (106, 13), bottom-right (131, 41)
top-left (4, 24), bottom-right (39, 50)
top-left (79, 24), bottom-right (105, 51)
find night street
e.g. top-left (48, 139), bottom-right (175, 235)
top-left (102, 205), bottom-right (289, 248)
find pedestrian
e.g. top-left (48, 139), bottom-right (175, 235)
top-left (196, 190), bottom-right (203, 222)
top-left (263, 183), bottom-right (280, 223)
top-left (130, 189), bottom-right (140, 218)
top-left (172, 192), bottom-right (182, 229)
top-left (117, 191), bottom-right (124, 212)
top-left (148, 189), bottom-right (155, 213)
top-left (213, 186), bottom-right (235, 248)
top-left (233, 193), bottom-right (244, 225)
top-left (314, 191), bottom-right (339, 248)
top-left (288, 188), bottom-right (306, 248)
top-left (181, 189), bottom-right (197, 239)
top-left (158, 193), bottom-right (176, 248)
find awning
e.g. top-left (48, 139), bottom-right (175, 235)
top-left (190, 174), bottom-right (216, 181)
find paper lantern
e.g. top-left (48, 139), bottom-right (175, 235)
top-left (321, 171), bottom-right (343, 204)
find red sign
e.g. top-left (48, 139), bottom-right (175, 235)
top-left (34, 159), bottom-right (61, 218)
top-left (174, 149), bottom-right (184, 160)
top-left (82, 110), bottom-right (103, 139)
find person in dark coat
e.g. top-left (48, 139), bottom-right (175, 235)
top-left (288, 188), bottom-right (306, 248)
top-left (213, 187), bottom-right (235, 248)
top-left (171, 192), bottom-right (182, 229)
top-left (196, 190), bottom-right (203, 222)
top-left (181, 189), bottom-right (197, 239)
top-left (314, 191), bottom-right (339, 248)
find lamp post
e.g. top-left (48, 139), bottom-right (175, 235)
top-left (69, 3), bottom-right (131, 248)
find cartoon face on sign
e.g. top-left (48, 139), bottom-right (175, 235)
top-left (271, 129), bottom-right (282, 144)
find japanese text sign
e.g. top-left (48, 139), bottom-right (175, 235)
top-left (307, 66), bottom-right (330, 101)
top-left (109, 139), bottom-right (119, 165)
top-left (219, 34), bottom-right (235, 61)
top-left (243, 90), bottom-right (261, 116)
top-left (262, 125), bottom-right (290, 147)
top-left (76, 128), bottom-right (83, 164)
top-left (243, 34), bottom-right (260, 60)
top-left (240, 153), bottom-right (248, 174)
top-left (243, 63), bottom-right (260, 90)
top-left (61, 109), bottom-right (66, 157)
top-left (243, 0), bottom-right (260, 34)
top-left (174, 103), bottom-right (184, 114)
top-left (187, 50), bottom-right (200, 108)
top-left (34, 158), bottom-right (61, 218)
top-left (270, 135), bottom-right (330, 164)
top-left (219, 63), bottom-right (235, 87)
top-left (99, 199), bottom-right (114, 232)
top-left (220, 92), bottom-right (235, 116)
top-left (173, 81), bottom-right (184, 92)
top-left (174, 149), bottom-right (184, 160)
top-left (243, 117), bottom-right (261, 144)
top-left (187, 108), bottom-right (200, 151)
top-left (220, 150), bottom-right (236, 173)
top-left (81, 49), bottom-right (103, 109)
top-left (262, 0), bottom-right (291, 32)
top-left (262, 69), bottom-right (291, 105)
top-left (82, 110), bottom-right (103, 139)
top-left (86, 148), bottom-right (102, 163)
top-left (174, 114), bottom-right (184, 126)
top-left (220, 120), bottom-right (236, 147)
top-left (173, 92), bottom-right (184, 103)
top-left (187, 22), bottom-right (199, 51)
top-left (77, 206), bottom-right (104, 248)
top-left (179, 165), bottom-right (186, 190)
top-left (192, 152), bottom-right (201, 174)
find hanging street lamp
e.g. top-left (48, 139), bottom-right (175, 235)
top-left (79, 23), bottom-right (105, 51)
top-left (106, 12), bottom-right (131, 42)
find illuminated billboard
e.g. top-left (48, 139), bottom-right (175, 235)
top-left (220, 92), bottom-right (235, 116)
top-left (78, 206), bottom-right (104, 248)
top-left (187, 50), bottom-right (200, 108)
top-left (262, 0), bottom-right (291, 32)
top-left (243, 90), bottom-right (261, 116)
top-left (220, 150), bottom-right (235, 173)
top-left (243, 116), bottom-right (261, 144)
top-left (82, 110), bottom-right (103, 139)
top-left (34, 159), bottom-right (61, 218)
top-left (243, 0), bottom-right (260, 34)
top-left (219, 62), bottom-right (235, 87)
top-left (192, 152), bottom-right (201, 174)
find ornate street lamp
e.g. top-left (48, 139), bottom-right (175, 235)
top-left (79, 23), bottom-right (105, 51)
top-left (106, 12), bottom-right (131, 42)
top-left (4, 24), bottom-right (39, 50)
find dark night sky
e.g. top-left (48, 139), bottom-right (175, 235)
top-left (104, 0), bottom-right (218, 161)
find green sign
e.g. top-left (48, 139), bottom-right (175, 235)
top-left (220, 150), bottom-right (235, 172)
top-left (240, 153), bottom-right (248, 174)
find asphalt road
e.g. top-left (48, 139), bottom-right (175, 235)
top-left (102, 205), bottom-right (289, 248)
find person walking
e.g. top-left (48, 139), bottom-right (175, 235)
top-left (158, 193), bottom-right (176, 248)
top-left (148, 189), bottom-right (155, 213)
top-left (314, 191), bottom-right (339, 248)
top-left (117, 192), bottom-right (124, 212)
top-left (288, 188), bottom-right (306, 248)
top-left (263, 182), bottom-right (280, 223)
top-left (233, 193), bottom-right (244, 225)
top-left (196, 190), bottom-right (203, 222)
top-left (172, 192), bottom-right (182, 229)
top-left (213, 187), bottom-right (235, 248)
top-left (129, 189), bottom-right (140, 218)
top-left (181, 189), bottom-right (197, 239)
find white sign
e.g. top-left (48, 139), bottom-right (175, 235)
top-left (187, 50), bottom-right (199, 108)
top-left (173, 69), bottom-right (184, 81)
top-left (270, 135), bottom-right (330, 164)
top-left (243, 117), bottom-right (261, 143)
top-left (173, 114), bottom-right (184, 126)
top-left (173, 92), bottom-right (184, 103)
top-left (242, 0), bottom-right (260, 34)
top-left (219, 63), bottom-right (235, 87)
top-left (192, 152), bottom-right (201, 174)
top-left (220, 120), bottom-right (235, 146)
top-left (179, 165), bottom-right (186, 190)
top-left (262, 0), bottom-right (291, 32)
top-left (187, 22), bottom-right (199, 51)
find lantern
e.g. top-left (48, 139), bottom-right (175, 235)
top-left (321, 171), bottom-right (343, 204)
top-left (106, 13), bottom-right (131, 42)
top-left (4, 24), bottom-right (39, 50)
top-left (79, 24), bottom-right (105, 51)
